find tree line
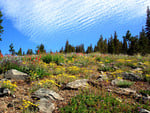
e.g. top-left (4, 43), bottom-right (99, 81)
top-left (0, 6), bottom-right (150, 56)
top-left (61, 6), bottom-right (150, 55)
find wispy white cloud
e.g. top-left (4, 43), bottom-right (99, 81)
top-left (0, 0), bottom-right (150, 43)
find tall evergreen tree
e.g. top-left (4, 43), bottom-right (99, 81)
top-left (17, 48), bottom-right (22, 56)
top-left (9, 43), bottom-right (15, 55)
top-left (145, 6), bottom-right (150, 52)
top-left (64, 40), bottom-right (69, 53)
top-left (97, 35), bottom-right (104, 53)
top-left (0, 11), bottom-right (4, 41)
top-left (103, 39), bottom-right (108, 53)
top-left (122, 37), bottom-right (128, 54)
top-left (127, 36), bottom-right (139, 55)
top-left (59, 47), bottom-right (63, 53)
top-left (27, 49), bottom-right (33, 55)
top-left (108, 35), bottom-right (115, 54)
top-left (86, 44), bottom-right (93, 53)
top-left (113, 31), bottom-right (120, 54)
top-left (139, 28), bottom-right (149, 55)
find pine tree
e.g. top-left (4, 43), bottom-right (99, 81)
top-left (145, 6), bottom-right (150, 53)
top-left (86, 44), bottom-right (93, 53)
top-left (37, 44), bottom-right (46, 54)
top-left (9, 43), bottom-right (15, 55)
top-left (97, 35), bottom-right (104, 53)
top-left (94, 45), bottom-right (98, 52)
top-left (17, 48), bottom-right (22, 56)
top-left (59, 47), bottom-right (63, 53)
top-left (108, 35), bottom-right (115, 54)
top-left (128, 36), bottom-right (139, 55)
top-left (113, 31), bottom-right (120, 54)
top-left (139, 28), bottom-right (149, 55)
top-left (64, 40), bottom-right (69, 53)
top-left (122, 36), bottom-right (128, 54)
top-left (103, 39), bottom-right (108, 53)
top-left (27, 49), bottom-right (33, 55)
top-left (0, 11), bottom-right (4, 41)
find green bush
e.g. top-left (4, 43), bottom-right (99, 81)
top-left (59, 92), bottom-right (139, 113)
top-left (97, 66), bottom-right (115, 72)
top-left (116, 80), bottom-right (134, 88)
top-left (41, 54), bottom-right (64, 65)
top-left (139, 90), bottom-right (150, 95)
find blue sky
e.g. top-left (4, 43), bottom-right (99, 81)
top-left (0, 0), bottom-right (150, 55)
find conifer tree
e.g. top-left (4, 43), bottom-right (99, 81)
top-left (97, 35), bottom-right (104, 53)
top-left (0, 11), bottom-right (4, 41)
top-left (64, 40), bottom-right (69, 53)
top-left (103, 39), bottom-right (108, 53)
top-left (59, 47), bottom-right (63, 53)
top-left (17, 48), bottom-right (22, 56)
top-left (9, 43), bottom-right (15, 55)
top-left (145, 6), bottom-right (150, 52)
top-left (108, 35), bottom-right (115, 54)
top-left (139, 28), bottom-right (149, 55)
top-left (113, 31), bottom-right (120, 54)
top-left (86, 44), bottom-right (93, 53)
top-left (27, 49), bottom-right (33, 55)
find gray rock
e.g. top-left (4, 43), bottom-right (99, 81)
top-left (114, 88), bottom-right (136, 96)
top-left (111, 79), bottom-right (124, 86)
top-left (0, 88), bottom-right (11, 97)
top-left (33, 88), bottom-right (63, 101)
top-left (122, 72), bottom-right (142, 81)
top-left (65, 79), bottom-right (89, 89)
top-left (36, 98), bottom-right (55, 113)
top-left (139, 108), bottom-right (150, 113)
top-left (4, 69), bottom-right (29, 80)
top-left (97, 74), bottom-right (108, 81)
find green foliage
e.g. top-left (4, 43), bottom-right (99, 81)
top-left (116, 80), bottom-right (134, 88)
top-left (97, 66), bottom-right (115, 72)
top-left (17, 48), bottom-right (22, 56)
top-left (59, 91), bottom-right (139, 113)
top-left (86, 44), bottom-right (93, 53)
top-left (9, 43), bottom-right (15, 55)
top-left (41, 54), bottom-right (64, 65)
top-left (139, 90), bottom-right (150, 96)
top-left (36, 44), bottom-right (46, 54)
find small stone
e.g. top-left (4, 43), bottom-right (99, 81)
top-left (33, 88), bottom-right (64, 101)
top-left (139, 108), bottom-right (150, 113)
top-left (65, 79), bottom-right (89, 90)
top-left (4, 69), bottom-right (29, 80)
top-left (36, 98), bottom-right (55, 113)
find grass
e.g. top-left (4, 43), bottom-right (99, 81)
top-left (59, 89), bottom-right (141, 113)
top-left (116, 80), bottom-right (134, 88)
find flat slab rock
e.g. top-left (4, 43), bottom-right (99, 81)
top-left (114, 88), bottom-right (136, 96)
top-left (4, 69), bottom-right (29, 80)
top-left (0, 88), bottom-right (11, 97)
top-left (32, 88), bottom-right (64, 101)
top-left (35, 98), bottom-right (55, 113)
top-left (122, 72), bottom-right (143, 81)
top-left (65, 79), bottom-right (89, 89)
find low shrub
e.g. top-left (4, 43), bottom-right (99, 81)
top-left (59, 91), bottom-right (139, 113)
top-left (116, 80), bottom-right (134, 88)
top-left (41, 54), bottom-right (64, 65)
top-left (97, 66), bottom-right (115, 72)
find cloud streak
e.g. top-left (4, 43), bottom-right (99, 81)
top-left (0, 0), bottom-right (150, 43)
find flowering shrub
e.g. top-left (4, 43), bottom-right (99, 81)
top-left (53, 66), bottom-right (65, 75)
top-left (66, 66), bottom-right (80, 75)
top-left (41, 54), bottom-right (64, 65)
top-left (0, 80), bottom-right (17, 93)
top-left (20, 99), bottom-right (38, 112)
